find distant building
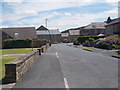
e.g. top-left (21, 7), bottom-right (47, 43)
top-left (61, 22), bottom-right (106, 42)
top-left (61, 30), bottom-right (69, 42)
top-left (1, 27), bottom-right (37, 40)
top-left (105, 17), bottom-right (120, 36)
top-left (36, 25), bottom-right (61, 43)
top-left (80, 22), bottom-right (106, 36)
top-left (61, 28), bottom-right (80, 43)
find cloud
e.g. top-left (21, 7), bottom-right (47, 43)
top-left (64, 12), bottom-right (71, 16)
top-left (46, 8), bottom-right (118, 30)
top-left (3, 0), bottom-right (22, 3)
top-left (2, 2), bottom-right (95, 22)
top-left (105, 0), bottom-right (119, 5)
top-left (2, 1), bottom-right (118, 31)
top-left (2, 7), bottom-right (118, 31)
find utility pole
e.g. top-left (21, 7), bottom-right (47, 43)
top-left (45, 19), bottom-right (48, 28)
top-left (45, 19), bottom-right (51, 43)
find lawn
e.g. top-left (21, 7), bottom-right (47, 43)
top-left (83, 48), bottom-right (96, 52)
top-left (1, 48), bottom-right (37, 55)
top-left (0, 48), bottom-right (38, 80)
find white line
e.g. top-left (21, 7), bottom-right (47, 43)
top-left (64, 78), bottom-right (70, 90)
top-left (56, 52), bottom-right (70, 90)
top-left (56, 52), bottom-right (59, 58)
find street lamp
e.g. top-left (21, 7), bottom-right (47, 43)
top-left (45, 19), bottom-right (51, 43)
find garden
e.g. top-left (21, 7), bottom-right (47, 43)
top-left (73, 35), bottom-right (120, 58)
top-left (0, 38), bottom-right (48, 80)
top-left (0, 48), bottom-right (38, 80)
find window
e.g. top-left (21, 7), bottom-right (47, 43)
top-left (14, 32), bottom-right (19, 38)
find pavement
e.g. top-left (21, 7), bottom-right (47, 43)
top-left (2, 43), bottom-right (118, 89)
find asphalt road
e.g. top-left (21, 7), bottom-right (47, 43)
top-left (13, 43), bottom-right (118, 88)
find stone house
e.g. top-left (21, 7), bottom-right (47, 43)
top-left (36, 25), bottom-right (61, 44)
top-left (61, 22), bottom-right (106, 43)
top-left (105, 17), bottom-right (120, 36)
top-left (80, 22), bottom-right (106, 36)
top-left (61, 28), bottom-right (80, 43)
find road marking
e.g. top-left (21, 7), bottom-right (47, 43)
top-left (56, 52), bottom-right (70, 90)
top-left (64, 78), bottom-right (70, 90)
top-left (56, 52), bottom-right (59, 58)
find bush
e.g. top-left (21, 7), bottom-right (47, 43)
top-left (76, 35), bottom-right (105, 45)
top-left (3, 39), bottom-right (32, 49)
top-left (95, 40), bottom-right (109, 49)
top-left (83, 40), bottom-right (91, 47)
top-left (73, 39), bottom-right (79, 45)
top-left (104, 36), bottom-right (120, 45)
top-left (112, 45), bottom-right (120, 49)
top-left (77, 36), bottom-right (90, 44)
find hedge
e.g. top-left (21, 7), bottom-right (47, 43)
top-left (76, 35), bottom-right (106, 44)
top-left (3, 39), bottom-right (32, 49)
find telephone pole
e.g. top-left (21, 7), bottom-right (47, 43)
top-left (45, 19), bottom-right (48, 28)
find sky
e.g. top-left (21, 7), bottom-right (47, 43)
top-left (1, 0), bottom-right (120, 32)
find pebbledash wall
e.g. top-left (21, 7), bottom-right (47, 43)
top-left (4, 43), bottom-right (50, 83)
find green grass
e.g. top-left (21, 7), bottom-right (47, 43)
top-left (0, 48), bottom-right (38, 80)
top-left (1, 48), bottom-right (37, 55)
top-left (83, 48), bottom-right (96, 52)
top-left (112, 55), bottom-right (120, 58)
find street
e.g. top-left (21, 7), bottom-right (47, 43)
top-left (13, 43), bottom-right (118, 88)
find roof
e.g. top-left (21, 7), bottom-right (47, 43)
top-left (36, 29), bottom-right (60, 35)
top-left (0, 30), bottom-right (13, 40)
top-left (61, 30), bottom-right (69, 33)
top-left (1, 27), bottom-right (37, 39)
top-left (84, 22), bottom-right (106, 29)
top-left (105, 17), bottom-right (120, 26)
top-left (36, 25), bottom-right (48, 31)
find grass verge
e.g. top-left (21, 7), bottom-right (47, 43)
top-left (112, 55), bottom-right (120, 59)
top-left (83, 48), bottom-right (96, 52)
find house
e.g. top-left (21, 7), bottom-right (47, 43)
top-left (0, 30), bottom-right (13, 48)
top-left (80, 22), bottom-right (106, 36)
top-left (61, 22), bottom-right (106, 42)
top-left (36, 25), bottom-right (61, 43)
top-left (61, 28), bottom-right (81, 43)
top-left (105, 17), bottom-right (120, 36)
top-left (61, 30), bottom-right (69, 42)
top-left (0, 30), bottom-right (13, 41)
top-left (1, 27), bottom-right (37, 40)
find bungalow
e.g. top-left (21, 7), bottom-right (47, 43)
top-left (80, 22), bottom-right (106, 36)
top-left (1, 27), bottom-right (37, 40)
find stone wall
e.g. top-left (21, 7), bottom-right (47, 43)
top-left (4, 43), bottom-right (50, 83)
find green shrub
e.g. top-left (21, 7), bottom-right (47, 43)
top-left (3, 39), bottom-right (32, 49)
top-left (77, 36), bottom-right (89, 44)
top-left (112, 45), bottom-right (120, 49)
top-left (83, 40), bottom-right (91, 47)
top-left (76, 35), bottom-right (105, 45)
top-left (73, 39), bottom-right (79, 45)
top-left (88, 38), bottom-right (94, 42)
top-left (95, 40), bottom-right (109, 49)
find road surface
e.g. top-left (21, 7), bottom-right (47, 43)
top-left (13, 43), bottom-right (118, 88)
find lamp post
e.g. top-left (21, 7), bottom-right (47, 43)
top-left (45, 19), bottom-right (51, 43)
